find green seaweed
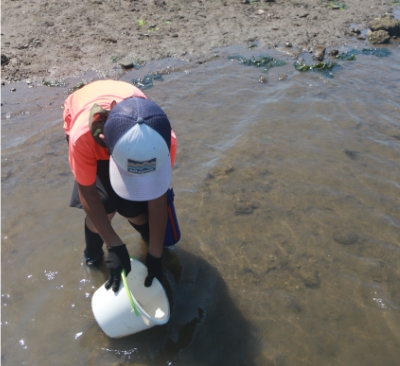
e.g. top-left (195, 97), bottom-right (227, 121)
top-left (336, 48), bottom-right (391, 59)
top-left (248, 43), bottom-right (258, 49)
top-left (228, 55), bottom-right (286, 72)
top-left (360, 48), bottom-right (391, 57)
top-left (132, 72), bottom-right (164, 90)
top-left (41, 79), bottom-right (67, 87)
top-left (111, 55), bottom-right (119, 63)
top-left (293, 61), bottom-right (337, 72)
top-left (67, 82), bottom-right (87, 94)
top-left (328, 1), bottom-right (347, 9)
top-left (132, 59), bottom-right (146, 69)
top-left (264, 59), bottom-right (286, 72)
top-left (392, 1), bottom-right (400, 5)
top-left (336, 52), bottom-right (356, 60)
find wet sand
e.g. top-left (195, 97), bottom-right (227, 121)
top-left (2, 0), bottom-right (400, 82)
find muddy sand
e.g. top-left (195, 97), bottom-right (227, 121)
top-left (1, 0), bottom-right (399, 83)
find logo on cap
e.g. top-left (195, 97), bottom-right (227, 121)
top-left (127, 158), bottom-right (157, 174)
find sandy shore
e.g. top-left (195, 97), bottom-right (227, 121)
top-left (1, 0), bottom-right (399, 82)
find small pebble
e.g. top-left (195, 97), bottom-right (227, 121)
top-left (278, 74), bottom-right (288, 81)
top-left (259, 75), bottom-right (267, 83)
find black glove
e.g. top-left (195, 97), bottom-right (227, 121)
top-left (145, 253), bottom-right (163, 287)
top-left (105, 244), bottom-right (131, 292)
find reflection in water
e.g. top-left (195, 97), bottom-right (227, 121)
top-left (105, 247), bottom-right (265, 366)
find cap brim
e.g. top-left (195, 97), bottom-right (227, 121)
top-left (109, 155), bottom-right (171, 201)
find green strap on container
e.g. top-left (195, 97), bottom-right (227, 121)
top-left (121, 263), bottom-right (140, 317)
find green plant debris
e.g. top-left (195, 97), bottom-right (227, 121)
top-left (41, 79), bottom-right (67, 87)
top-left (328, 1), bottom-right (347, 10)
top-left (336, 48), bottom-right (391, 59)
top-left (293, 61), bottom-right (337, 72)
top-left (67, 82), bottom-right (87, 94)
top-left (263, 59), bottom-right (286, 71)
top-left (137, 19), bottom-right (146, 27)
top-left (228, 55), bottom-right (286, 72)
top-left (248, 43), bottom-right (258, 48)
top-left (111, 55), bottom-right (119, 63)
top-left (360, 48), bottom-right (391, 57)
top-left (132, 73), bottom-right (164, 90)
top-left (336, 52), bottom-right (356, 60)
top-left (392, 0), bottom-right (400, 5)
top-left (132, 59), bottom-right (146, 69)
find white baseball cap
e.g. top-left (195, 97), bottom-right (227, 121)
top-left (104, 97), bottom-right (172, 201)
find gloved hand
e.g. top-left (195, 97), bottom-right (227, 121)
top-left (105, 244), bottom-right (131, 292)
top-left (145, 253), bottom-right (163, 287)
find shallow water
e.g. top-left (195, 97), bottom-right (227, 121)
top-left (1, 45), bottom-right (400, 366)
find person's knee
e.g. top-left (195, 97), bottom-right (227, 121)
top-left (128, 219), bottom-right (150, 242)
top-left (85, 212), bottom-right (116, 233)
top-left (127, 212), bottom-right (148, 225)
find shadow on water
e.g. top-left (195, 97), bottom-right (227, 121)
top-left (101, 247), bottom-right (266, 366)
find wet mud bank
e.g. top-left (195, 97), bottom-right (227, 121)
top-left (1, 0), bottom-right (400, 83)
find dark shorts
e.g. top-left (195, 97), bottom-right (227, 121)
top-left (70, 160), bottom-right (147, 218)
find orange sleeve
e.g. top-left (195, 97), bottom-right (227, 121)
top-left (63, 97), bottom-right (73, 135)
top-left (69, 134), bottom-right (99, 186)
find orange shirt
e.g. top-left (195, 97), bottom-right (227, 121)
top-left (63, 80), bottom-right (147, 186)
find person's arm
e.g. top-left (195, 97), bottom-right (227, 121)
top-left (78, 182), bottom-right (130, 292)
top-left (77, 182), bottom-right (122, 247)
top-left (148, 192), bottom-right (168, 258)
top-left (144, 192), bottom-right (168, 287)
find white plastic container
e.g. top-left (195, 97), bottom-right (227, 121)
top-left (91, 258), bottom-right (170, 338)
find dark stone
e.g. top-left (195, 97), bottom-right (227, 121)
top-left (315, 45), bottom-right (326, 54)
top-left (278, 74), bottom-right (288, 81)
top-left (368, 29), bottom-right (391, 44)
top-left (343, 149), bottom-right (358, 159)
top-left (103, 38), bottom-right (117, 43)
top-left (119, 59), bottom-right (134, 69)
top-left (312, 52), bottom-right (324, 61)
top-left (300, 270), bottom-right (320, 288)
top-left (1, 54), bottom-right (9, 66)
top-left (370, 17), bottom-right (400, 37)
top-left (333, 232), bottom-right (359, 245)
top-left (234, 203), bottom-right (259, 216)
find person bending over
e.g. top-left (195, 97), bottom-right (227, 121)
top-left (64, 80), bottom-right (177, 292)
